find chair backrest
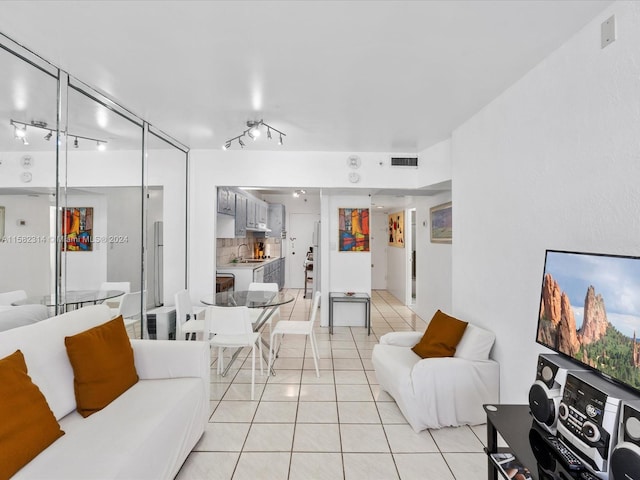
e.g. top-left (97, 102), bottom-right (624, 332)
top-left (174, 290), bottom-right (195, 339)
top-left (0, 290), bottom-right (27, 306)
top-left (308, 291), bottom-right (322, 329)
top-left (247, 282), bottom-right (278, 305)
top-left (117, 291), bottom-right (142, 319)
top-left (205, 305), bottom-right (253, 339)
top-left (248, 282), bottom-right (278, 292)
top-left (99, 282), bottom-right (131, 294)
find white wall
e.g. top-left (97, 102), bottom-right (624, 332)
top-left (451, 1), bottom-right (640, 403)
top-left (414, 193), bottom-right (453, 320)
top-left (386, 210), bottom-right (408, 302)
top-left (189, 148), bottom-right (446, 305)
top-left (0, 194), bottom-right (51, 295)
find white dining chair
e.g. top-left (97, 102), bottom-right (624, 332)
top-left (247, 282), bottom-right (280, 337)
top-left (0, 290), bottom-right (27, 306)
top-left (99, 281), bottom-right (131, 315)
top-left (269, 291), bottom-right (322, 377)
top-left (205, 305), bottom-right (263, 400)
top-left (116, 291), bottom-right (142, 337)
top-left (174, 290), bottom-right (206, 340)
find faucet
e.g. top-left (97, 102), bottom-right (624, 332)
top-left (237, 243), bottom-right (249, 260)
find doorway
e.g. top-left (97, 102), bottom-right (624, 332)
top-left (287, 213), bottom-right (320, 288)
top-left (409, 208), bottom-right (416, 306)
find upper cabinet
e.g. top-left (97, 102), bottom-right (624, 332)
top-left (268, 204), bottom-right (286, 238)
top-left (234, 195), bottom-right (247, 237)
top-left (217, 187), bottom-right (236, 216)
top-left (257, 200), bottom-right (268, 226)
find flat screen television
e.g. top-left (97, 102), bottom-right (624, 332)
top-left (536, 249), bottom-right (640, 393)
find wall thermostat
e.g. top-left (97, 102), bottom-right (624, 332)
top-left (21, 155), bottom-right (33, 169)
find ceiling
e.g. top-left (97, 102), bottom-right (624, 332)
top-left (0, 0), bottom-right (613, 153)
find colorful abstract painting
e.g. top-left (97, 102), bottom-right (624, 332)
top-left (388, 211), bottom-right (404, 248)
top-left (62, 207), bottom-right (93, 251)
top-left (338, 208), bottom-right (370, 252)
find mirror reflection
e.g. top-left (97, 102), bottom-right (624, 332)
top-left (0, 43), bottom-right (58, 327)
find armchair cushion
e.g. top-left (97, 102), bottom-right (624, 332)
top-left (411, 310), bottom-right (468, 359)
top-left (0, 350), bottom-right (64, 479)
top-left (64, 316), bottom-right (138, 417)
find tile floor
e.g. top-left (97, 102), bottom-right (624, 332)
top-left (175, 289), bottom-right (488, 480)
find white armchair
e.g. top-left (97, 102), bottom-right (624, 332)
top-left (371, 324), bottom-right (499, 432)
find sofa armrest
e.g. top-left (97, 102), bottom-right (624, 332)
top-left (380, 331), bottom-right (423, 347)
top-left (131, 339), bottom-right (209, 382)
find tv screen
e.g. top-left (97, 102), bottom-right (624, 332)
top-left (536, 250), bottom-right (640, 392)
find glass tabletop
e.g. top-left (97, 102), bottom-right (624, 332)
top-left (201, 290), bottom-right (294, 308)
top-left (12, 289), bottom-right (125, 307)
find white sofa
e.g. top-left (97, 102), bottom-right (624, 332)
top-left (0, 304), bottom-right (210, 479)
top-left (372, 325), bottom-right (500, 432)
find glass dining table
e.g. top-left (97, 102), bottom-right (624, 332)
top-left (12, 289), bottom-right (125, 313)
top-left (200, 290), bottom-right (294, 376)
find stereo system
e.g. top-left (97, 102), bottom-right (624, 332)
top-left (610, 400), bottom-right (640, 480)
top-left (529, 354), bottom-right (586, 434)
top-left (529, 355), bottom-right (640, 479)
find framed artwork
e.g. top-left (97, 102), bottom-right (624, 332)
top-left (388, 211), bottom-right (404, 248)
top-left (338, 208), bottom-right (370, 251)
top-left (62, 207), bottom-right (94, 251)
top-left (430, 202), bottom-right (452, 243)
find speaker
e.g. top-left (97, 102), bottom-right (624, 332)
top-left (610, 400), bottom-right (640, 480)
top-left (557, 371), bottom-right (639, 478)
top-left (529, 354), bottom-right (586, 434)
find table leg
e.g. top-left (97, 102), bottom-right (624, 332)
top-left (486, 415), bottom-right (498, 480)
top-left (329, 297), bottom-right (334, 335)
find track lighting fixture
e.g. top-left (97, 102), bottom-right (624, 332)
top-left (9, 119), bottom-right (108, 151)
top-left (292, 189), bottom-right (306, 198)
top-left (221, 119), bottom-right (286, 150)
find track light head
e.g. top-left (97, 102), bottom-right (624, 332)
top-left (44, 131), bottom-right (52, 141)
top-left (97, 141), bottom-right (106, 152)
top-left (267, 128), bottom-right (272, 140)
top-left (13, 123), bottom-right (27, 139)
top-left (73, 137), bottom-right (79, 148)
top-left (278, 134), bottom-right (283, 146)
top-left (239, 138), bottom-right (245, 148)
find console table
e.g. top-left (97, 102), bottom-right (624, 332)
top-left (328, 292), bottom-right (370, 335)
top-left (484, 404), bottom-right (594, 480)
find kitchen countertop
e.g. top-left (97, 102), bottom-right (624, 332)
top-left (217, 257), bottom-right (281, 269)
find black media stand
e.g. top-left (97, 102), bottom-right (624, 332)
top-left (484, 404), bottom-right (598, 480)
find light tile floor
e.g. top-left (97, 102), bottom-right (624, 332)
top-left (175, 289), bottom-right (488, 480)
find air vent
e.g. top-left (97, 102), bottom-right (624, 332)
top-left (390, 157), bottom-right (418, 167)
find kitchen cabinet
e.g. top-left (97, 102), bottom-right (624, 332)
top-left (268, 204), bottom-right (286, 238)
top-left (257, 200), bottom-right (268, 226)
top-left (217, 187), bottom-right (236, 216)
top-left (234, 195), bottom-right (247, 237)
top-left (246, 197), bottom-right (257, 228)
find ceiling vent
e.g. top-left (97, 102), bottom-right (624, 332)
top-left (390, 157), bottom-right (418, 167)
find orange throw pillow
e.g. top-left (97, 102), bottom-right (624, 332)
top-left (0, 350), bottom-right (64, 479)
top-left (65, 315), bottom-right (138, 417)
top-left (411, 310), bottom-right (469, 359)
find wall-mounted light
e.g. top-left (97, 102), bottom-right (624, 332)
top-left (222, 119), bottom-right (286, 150)
top-left (292, 189), bottom-right (307, 198)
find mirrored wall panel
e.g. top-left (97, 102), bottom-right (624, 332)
top-left (0, 42), bottom-right (58, 303)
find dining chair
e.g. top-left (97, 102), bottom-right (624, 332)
top-left (99, 281), bottom-right (131, 315)
top-left (247, 282), bottom-right (280, 337)
top-left (269, 291), bottom-right (322, 377)
top-left (0, 289), bottom-right (27, 306)
top-left (205, 305), bottom-right (263, 400)
top-left (116, 291), bottom-right (142, 337)
top-left (174, 290), bottom-right (206, 340)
